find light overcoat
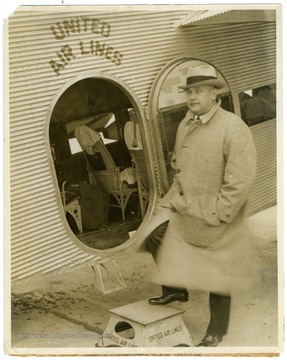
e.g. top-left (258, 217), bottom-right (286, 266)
top-left (149, 105), bottom-right (259, 294)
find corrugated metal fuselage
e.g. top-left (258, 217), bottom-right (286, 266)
top-left (7, 7), bottom-right (277, 280)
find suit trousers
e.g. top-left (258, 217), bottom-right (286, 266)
top-left (146, 221), bottom-right (231, 337)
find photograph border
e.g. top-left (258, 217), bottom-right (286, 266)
top-left (1, 1), bottom-right (285, 358)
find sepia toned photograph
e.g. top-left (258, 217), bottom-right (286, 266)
top-left (3, 2), bottom-right (283, 357)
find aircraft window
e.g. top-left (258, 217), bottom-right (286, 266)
top-left (66, 112), bottom-right (118, 153)
top-left (69, 137), bottom-right (82, 155)
top-left (99, 113), bottom-right (119, 144)
top-left (239, 83), bottom-right (276, 126)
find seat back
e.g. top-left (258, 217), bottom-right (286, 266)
top-left (75, 125), bottom-right (121, 191)
top-left (123, 121), bottom-right (149, 192)
top-left (129, 149), bottom-right (149, 192)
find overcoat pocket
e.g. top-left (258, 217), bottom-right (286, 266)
top-left (178, 195), bottom-right (227, 247)
top-left (173, 195), bottom-right (221, 225)
top-left (182, 216), bottom-right (227, 248)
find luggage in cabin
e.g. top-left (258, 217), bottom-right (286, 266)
top-left (79, 183), bottom-right (110, 230)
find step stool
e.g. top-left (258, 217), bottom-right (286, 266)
top-left (96, 299), bottom-right (194, 347)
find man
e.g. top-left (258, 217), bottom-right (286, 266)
top-left (146, 64), bottom-right (257, 347)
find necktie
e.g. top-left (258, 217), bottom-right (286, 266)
top-left (186, 116), bottom-right (201, 126)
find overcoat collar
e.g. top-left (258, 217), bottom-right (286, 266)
top-left (184, 98), bottom-right (222, 126)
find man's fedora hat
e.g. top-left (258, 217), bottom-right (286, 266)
top-left (178, 64), bottom-right (226, 90)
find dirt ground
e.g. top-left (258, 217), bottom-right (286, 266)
top-left (6, 206), bottom-right (282, 356)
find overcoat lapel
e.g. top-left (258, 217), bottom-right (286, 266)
top-left (174, 113), bottom-right (194, 160)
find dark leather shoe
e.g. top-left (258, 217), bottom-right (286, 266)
top-left (148, 292), bottom-right (188, 305)
top-left (197, 334), bottom-right (223, 347)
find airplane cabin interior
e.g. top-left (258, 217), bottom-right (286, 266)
top-left (49, 78), bottom-right (148, 250)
